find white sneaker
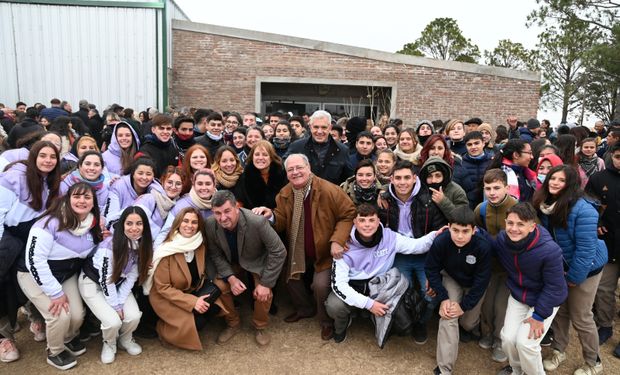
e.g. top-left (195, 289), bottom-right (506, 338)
top-left (118, 337), bottom-right (142, 356)
top-left (100, 342), bottom-right (116, 364)
top-left (0, 338), bottom-right (20, 363)
top-left (543, 349), bottom-right (566, 371)
top-left (30, 321), bottom-right (46, 342)
top-left (573, 362), bottom-right (603, 375)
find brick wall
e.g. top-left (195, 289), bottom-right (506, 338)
top-left (170, 28), bottom-right (540, 127)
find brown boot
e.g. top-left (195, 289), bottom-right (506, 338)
top-left (255, 329), bottom-right (271, 347)
top-left (216, 325), bottom-right (241, 344)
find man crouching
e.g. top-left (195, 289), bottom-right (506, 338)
top-left (325, 203), bottom-right (444, 344)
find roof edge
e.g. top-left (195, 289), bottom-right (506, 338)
top-left (172, 19), bottom-right (540, 82)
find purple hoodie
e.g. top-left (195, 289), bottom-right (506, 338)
top-left (331, 225), bottom-right (437, 309)
top-left (134, 193), bottom-right (169, 240)
top-left (0, 163), bottom-right (50, 238)
top-left (102, 123), bottom-right (141, 176)
top-left (105, 174), bottom-right (163, 225)
top-left (154, 194), bottom-right (213, 247)
top-left (0, 147), bottom-right (29, 171)
top-left (60, 172), bottom-right (110, 213)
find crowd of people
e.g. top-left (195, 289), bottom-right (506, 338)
top-left (0, 98), bottom-right (619, 375)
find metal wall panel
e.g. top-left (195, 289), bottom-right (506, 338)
top-left (2, 3), bottom-right (159, 111)
top-left (0, 3), bottom-right (20, 108)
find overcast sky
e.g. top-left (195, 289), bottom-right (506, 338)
top-left (175, 0), bottom-right (583, 126)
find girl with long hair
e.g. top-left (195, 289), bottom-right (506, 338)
top-left (533, 165), bottom-right (607, 375)
top-left (60, 151), bottom-right (109, 212)
top-left (180, 144), bottom-right (211, 195)
top-left (17, 183), bottom-right (103, 370)
top-left (486, 139), bottom-right (538, 202)
top-left (79, 206), bottom-right (153, 364)
top-left (211, 146), bottom-right (243, 191)
top-left (102, 122), bottom-right (140, 177)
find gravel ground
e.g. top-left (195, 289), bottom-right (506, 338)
top-left (4, 298), bottom-right (620, 375)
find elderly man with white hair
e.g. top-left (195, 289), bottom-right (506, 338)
top-left (285, 110), bottom-right (352, 185)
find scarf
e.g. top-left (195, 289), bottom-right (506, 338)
top-left (393, 144), bottom-right (421, 164)
top-left (505, 227), bottom-right (538, 255)
top-left (212, 163), bottom-right (243, 189)
top-left (354, 226), bottom-right (383, 248)
top-left (189, 187), bottom-right (214, 210)
top-left (501, 158), bottom-right (538, 201)
top-left (353, 182), bottom-right (378, 204)
top-left (272, 137), bottom-right (291, 151)
top-left (143, 231), bottom-right (203, 294)
top-left (152, 190), bottom-right (176, 221)
top-left (376, 171), bottom-right (391, 185)
top-left (69, 169), bottom-right (104, 191)
top-left (578, 154), bottom-right (600, 178)
top-left (288, 174), bottom-right (313, 281)
top-left (69, 212), bottom-right (95, 236)
top-left (206, 131), bottom-right (223, 142)
top-left (539, 201), bottom-right (557, 216)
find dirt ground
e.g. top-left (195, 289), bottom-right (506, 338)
top-left (4, 297), bottom-right (620, 375)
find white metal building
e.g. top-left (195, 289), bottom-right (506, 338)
top-left (0, 0), bottom-right (189, 112)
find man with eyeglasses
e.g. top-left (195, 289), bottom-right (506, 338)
top-left (253, 153), bottom-right (356, 341)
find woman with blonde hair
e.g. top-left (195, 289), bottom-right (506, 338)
top-left (393, 128), bottom-right (423, 164)
top-left (147, 207), bottom-right (232, 351)
top-left (444, 119), bottom-right (467, 156)
top-left (478, 123), bottom-right (498, 153)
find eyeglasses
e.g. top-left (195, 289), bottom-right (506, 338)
top-left (520, 151), bottom-right (533, 155)
top-left (286, 166), bottom-right (306, 173)
top-left (226, 120), bottom-right (239, 125)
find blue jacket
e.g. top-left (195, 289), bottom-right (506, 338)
top-left (518, 127), bottom-right (535, 142)
top-left (424, 231), bottom-right (491, 311)
top-left (540, 198), bottom-right (608, 284)
top-left (494, 226), bottom-right (567, 320)
top-left (452, 151), bottom-right (493, 208)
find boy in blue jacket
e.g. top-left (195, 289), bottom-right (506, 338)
top-left (493, 203), bottom-right (567, 375)
top-left (425, 206), bottom-right (491, 375)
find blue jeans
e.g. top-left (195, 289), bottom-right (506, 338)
top-left (393, 253), bottom-right (437, 320)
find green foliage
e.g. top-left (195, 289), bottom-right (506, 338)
top-left (484, 39), bottom-right (537, 71)
top-left (396, 17), bottom-right (480, 63)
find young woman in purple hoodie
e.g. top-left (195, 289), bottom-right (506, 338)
top-left (17, 182), bottom-right (103, 370)
top-left (60, 151), bottom-right (109, 213)
top-left (0, 140), bottom-right (61, 363)
top-left (102, 122), bottom-right (140, 177)
top-left (105, 157), bottom-right (163, 228)
top-left (80, 206), bottom-right (153, 364)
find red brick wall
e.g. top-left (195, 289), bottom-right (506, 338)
top-left (170, 29), bottom-right (540, 127)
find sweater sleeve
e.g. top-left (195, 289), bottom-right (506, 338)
top-left (424, 239), bottom-right (449, 303)
top-left (460, 239), bottom-right (492, 311)
top-left (331, 259), bottom-right (373, 310)
top-left (25, 225), bottom-right (64, 299)
top-left (116, 261), bottom-right (139, 309)
top-left (567, 202), bottom-right (600, 284)
top-left (105, 188), bottom-right (122, 227)
top-left (155, 213), bottom-right (174, 248)
top-left (394, 230), bottom-right (437, 255)
top-left (97, 248), bottom-right (122, 311)
top-left (0, 186), bottom-right (17, 239)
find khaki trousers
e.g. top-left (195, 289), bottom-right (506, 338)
top-left (552, 272), bottom-right (602, 366)
top-left (501, 295), bottom-right (559, 375)
top-left (78, 274), bottom-right (141, 345)
top-left (436, 272), bottom-right (485, 375)
top-left (480, 271), bottom-right (510, 339)
top-left (17, 272), bottom-right (84, 356)
top-left (214, 271), bottom-right (272, 330)
top-left (594, 263), bottom-right (620, 328)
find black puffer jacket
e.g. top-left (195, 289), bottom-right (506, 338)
top-left (379, 181), bottom-right (448, 238)
top-left (286, 135), bottom-right (352, 185)
top-left (137, 135), bottom-right (181, 178)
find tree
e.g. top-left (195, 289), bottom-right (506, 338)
top-left (397, 17), bottom-right (480, 63)
top-left (484, 39), bottom-right (537, 70)
top-left (536, 19), bottom-right (601, 122)
top-left (529, 0), bottom-right (618, 31)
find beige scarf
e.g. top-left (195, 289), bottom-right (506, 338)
top-left (189, 187), bottom-right (214, 210)
top-left (212, 164), bottom-right (243, 188)
top-left (143, 231), bottom-right (203, 295)
top-left (393, 144), bottom-right (422, 164)
top-left (152, 190), bottom-right (176, 221)
top-left (287, 174), bottom-right (313, 281)
top-left (539, 201), bottom-right (557, 216)
top-left (69, 212), bottom-right (95, 236)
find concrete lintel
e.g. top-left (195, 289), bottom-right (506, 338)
top-left (173, 19), bottom-right (540, 82)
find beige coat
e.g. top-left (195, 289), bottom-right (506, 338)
top-left (149, 245), bottom-right (207, 351)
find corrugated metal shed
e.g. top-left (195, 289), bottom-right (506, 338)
top-left (0, 0), bottom-right (189, 112)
